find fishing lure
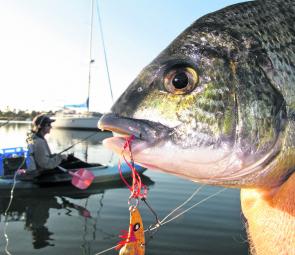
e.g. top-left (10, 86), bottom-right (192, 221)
top-left (117, 206), bottom-right (145, 255)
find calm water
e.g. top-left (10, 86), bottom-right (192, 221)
top-left (0, 124), bottom-right (249, 255)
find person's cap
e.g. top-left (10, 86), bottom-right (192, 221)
top-left (32, 114), bottom-right (55, 128)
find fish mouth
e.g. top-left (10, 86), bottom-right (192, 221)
top-left (98, 113), bottom-right (284, 188)
top-left (98, 113), bottom-right (172, 153)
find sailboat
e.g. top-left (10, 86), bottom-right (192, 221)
top-left (52, 98), bottom-right (103, 130)
top-left (52, 0), bottom-right (112, 131)
top-left (52, 110), bottom-right (102, 130)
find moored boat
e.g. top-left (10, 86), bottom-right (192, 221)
top-left (51, 111), bottom-right (103, 131)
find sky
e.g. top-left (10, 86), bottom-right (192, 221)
top-left (0, 0), bottom-right (246, 113)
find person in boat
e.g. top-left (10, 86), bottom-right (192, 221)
top-left (25, 114), bottom-right (69, 177)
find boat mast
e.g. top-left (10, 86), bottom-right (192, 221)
top-left (87, 0), bottom-right (95, 112)
top-left (96, 0), bottom-right (114, 103)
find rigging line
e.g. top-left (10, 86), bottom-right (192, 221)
top-left (94, 244), bottom-right (118, 255)
top-left (95, 0), bottom-right (114, 103)
top-left (87, 0), bottom-right (95, 112)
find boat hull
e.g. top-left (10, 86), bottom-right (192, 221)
top-left (52, 116), bottom-right (101, 130)
top-left (52, 113), bottom-right (102, 130)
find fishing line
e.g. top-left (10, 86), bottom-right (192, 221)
top-left (148, 187), bottom-right (226, 231)
top-left (3, 157), bottom-right (26, 255)
top-left (141, 184), bottom-right (206, 245)
top-left (57, 132), bottom-right (99, 154)
top-left (93, 186), bottom-right (225, 255)
top-left (158, 184), bottom-right (205, 225)
top-left (94, 136), bottom-right (228, 254)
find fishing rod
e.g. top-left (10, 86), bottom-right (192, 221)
top-left (57, 132), bottom-right (100, 154)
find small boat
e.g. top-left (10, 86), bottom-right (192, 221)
top-left (0, 148), bottom-right (146, 190)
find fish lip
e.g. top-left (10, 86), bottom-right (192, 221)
top-left (98, 113), bottom-right (172, 144)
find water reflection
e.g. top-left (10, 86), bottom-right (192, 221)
top-left (0, 176), bottom-right (155, 251)
top-left (0, 123), bottom-right (29, 148)
top-left (25, 197), bottom-right (62, 248)
top-left (1, 195), bottom-right (90, 249)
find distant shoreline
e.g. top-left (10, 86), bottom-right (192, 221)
top-left (0, 120), bottom-right (32, 124)
top-left (0, 110), bottom-right (50, 123)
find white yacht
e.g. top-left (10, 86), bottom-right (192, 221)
top-left (52, 110), bottom-right (102, 130)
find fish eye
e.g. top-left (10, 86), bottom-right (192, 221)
top-left (163, 67), bottom-right (199, 95)
top-left (133, 223), bottom-right (141, 231)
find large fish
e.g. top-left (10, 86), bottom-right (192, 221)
top-left (99, 0), bottom-right (295, 254)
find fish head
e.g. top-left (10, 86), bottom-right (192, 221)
top-left (99, 23), bottom-right (287, 188)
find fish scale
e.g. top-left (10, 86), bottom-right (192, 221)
top-left (200, 1), bottom-right (295, 105)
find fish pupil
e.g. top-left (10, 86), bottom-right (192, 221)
top-left (172, 72), bottom-right (188, 89)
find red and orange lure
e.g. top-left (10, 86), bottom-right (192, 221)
top-left (117, 136), bottom-right (146, 255)
top-left (117, 206), bottom-right (145, 255)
